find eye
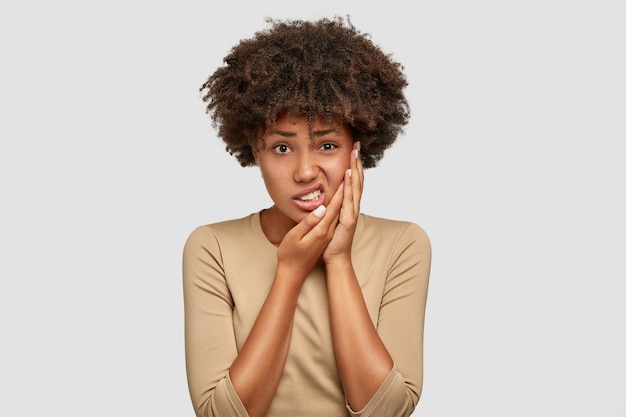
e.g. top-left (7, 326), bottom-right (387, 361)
top-left (319, 143), bottom-right (337, 151)
top-left (272, 144), bottom-right (292, 154)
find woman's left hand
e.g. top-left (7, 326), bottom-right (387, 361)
top-left (322, 141), bottom-right (363, 264)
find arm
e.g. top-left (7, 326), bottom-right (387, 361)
top-left (325, 260), bottom-right (395, 411)
top-left (323, 144), bottom-right (393, 410)
top-left (326, 223), bottom-right (431, 416)
top-left (230, 198), bottom-right (347, 416)
top-left (324, 144), bottom-right (431, 415)
top-left (184, 227), bottom-right (310, 417)
top-left (226, 266), bottom-right (301, 417)
top-left (183, 226), bottom-right (248, 417)
top-left (183, 201), bottom-right (345, 417)
top-left (375, 222), bottom-right (431, 410)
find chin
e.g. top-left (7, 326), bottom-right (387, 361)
top-left (291, 212), bottom-right (308, 223)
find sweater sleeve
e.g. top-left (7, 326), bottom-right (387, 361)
top-left (348, 222), bottom-right (431, 417)
top-left (182, 226), bottom-right (249, 417)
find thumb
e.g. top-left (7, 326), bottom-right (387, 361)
top-left (298, 204), bottom-right (326, 229)
top-left (312, 204), bottom-right (326, 217)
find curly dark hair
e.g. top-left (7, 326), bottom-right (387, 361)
top-left (200, 16), bottom-right (410, 168)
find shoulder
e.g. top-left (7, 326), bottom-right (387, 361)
top-left (353, 214), bottom-right (431, 287)
top-left (184, 213), bottom-right (257, 252)
top-left (359, 214), bottom-right (430, 249)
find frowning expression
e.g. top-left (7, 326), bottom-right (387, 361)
top-left (254, 114), bottom-right (354, 225)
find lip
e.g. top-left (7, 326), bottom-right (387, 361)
top-left (293, 184), bottom-right (324, 199)
top-left (292, 184), bottom-right (325, 212)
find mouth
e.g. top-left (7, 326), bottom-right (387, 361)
top-left (293, 185), bottom-right (325, 211)
top-left (297, 189), bottom-right (322, 202)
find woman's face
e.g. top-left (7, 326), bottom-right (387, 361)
top-left (255, 113), bottom-right (354, 226)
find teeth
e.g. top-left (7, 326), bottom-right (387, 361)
top-left (299, 190), bottom-right (321, 201)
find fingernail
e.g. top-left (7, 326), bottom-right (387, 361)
top-left (356, 141), bottom-right (361, 151)
top-left (347, 168), bottom-right (352, 178)
top-left (313, 205), bottom-right (326, 217)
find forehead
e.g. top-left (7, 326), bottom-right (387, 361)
top-left (268, 114), bottom-right (350, 136)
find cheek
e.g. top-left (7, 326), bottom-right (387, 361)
top-left (259, 164), bottom-right (292, 201)
top-left (260, 168), bottom-right (281, 191)
top-left (335, 151), bottom-right (352, 175)
top-left (325, 154), bottom-right (351, 187)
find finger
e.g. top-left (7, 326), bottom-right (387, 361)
top-left (296, 182), bottom-right (344, 237)
top-left (319, 182), bottom-right (343, 231)
top-left (355, 141), bottom-right (364, 188)
top-left (293, 204), bottom-right (327, 237)
top-left (351, 141), bottom-right (363, 213)
top-left (326, 182), bottom-right (344, 217)
top-left (343, 167), bottom-right (354, 213)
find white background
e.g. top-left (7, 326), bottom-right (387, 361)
top-left (1, 0), bottom-right (624, 416)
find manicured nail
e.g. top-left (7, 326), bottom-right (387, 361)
top-left (347, 168), bottom-right (352, 178)
top-left (356, 141), bottom-right (361, 151)
top-left (313, 205), bottom-right (326, 217)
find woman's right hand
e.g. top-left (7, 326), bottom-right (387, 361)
top-left (276, 183), bottom-right (344, 278)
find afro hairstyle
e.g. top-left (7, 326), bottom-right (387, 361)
top-left (200, 16), bottom-right (410, 168)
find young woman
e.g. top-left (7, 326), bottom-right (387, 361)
top-left (183, 17), bottom-right (431, 417)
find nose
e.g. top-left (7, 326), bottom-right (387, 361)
top-left (294, 152), bottom-right (319, 183)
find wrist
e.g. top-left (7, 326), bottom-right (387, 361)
top-left (323, 255), bottom-right (353, 273)
top-left (274, 263), bottom-right (310, 289)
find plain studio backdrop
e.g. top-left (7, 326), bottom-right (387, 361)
top-left (1, 0), bottom-right (624, 415)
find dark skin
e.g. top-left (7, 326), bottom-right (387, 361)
top-left (228, 115), bottom-right (394, 416)
top-left (197, 17), bottom-right (413, 416)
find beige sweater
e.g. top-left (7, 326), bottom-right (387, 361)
top-left (183, 212), bottom-right (431, 417)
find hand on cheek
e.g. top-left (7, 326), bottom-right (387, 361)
top-left (277, 183), bottom-right (344, 275)
top-left (341, 141), bottom-right (363, 220)
top-left (350, 141), bottom-right (364, 212)
top-left (322, 142), bottom-right (363, 262)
